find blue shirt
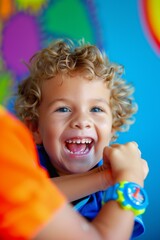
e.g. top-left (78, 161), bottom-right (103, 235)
top-left (37, 145), bottom-right (145, 239)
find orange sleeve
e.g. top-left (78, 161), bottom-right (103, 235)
top-left (0, 106), bottom-right (66, 240)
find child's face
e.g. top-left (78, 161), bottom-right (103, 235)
top-left (34, 73), bottom-right (113, 175)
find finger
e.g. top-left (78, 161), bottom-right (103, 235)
top-left (142, 159), bottom-right (149, 179)
top-left (131, 141), bottom-right (138, 148)
top-left (128, 142), bottom-right (141, 156)
top-left (130, 142), bottom-right (142, 157)
top-left (108, 143), bottom-right (120, 148)
top-left (138, 149), bottom-right (141, 157)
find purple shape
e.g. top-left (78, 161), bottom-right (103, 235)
top-left (2, 12), bottom-right (41, 76)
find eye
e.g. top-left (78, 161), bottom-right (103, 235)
top-left (91, 107), bottom-right (103, 112)
top-left (56, 107), bottom-right (71, 112)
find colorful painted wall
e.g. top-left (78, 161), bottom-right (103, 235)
top-left (0, 0), bottom-right (160, 239)
top-left (0, 0), bottom-right (104, 109)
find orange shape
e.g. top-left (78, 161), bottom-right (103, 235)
top-left (139, 0), bottom-right (160, 55)
top-left (0, 0), bottom-right (14, 20)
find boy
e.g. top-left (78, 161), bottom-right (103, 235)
top-left (0, 105), bottom-right (148, 239)
top-left (15, 39), bottom-right (148, 238)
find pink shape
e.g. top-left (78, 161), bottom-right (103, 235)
top-left (2, 12), bottom-right (41, 76)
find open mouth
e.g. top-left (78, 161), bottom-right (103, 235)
top-left (65, 137), bottom-right (93, 155)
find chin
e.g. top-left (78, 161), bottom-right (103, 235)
top-left (68, 165), bottom-right (92, 174)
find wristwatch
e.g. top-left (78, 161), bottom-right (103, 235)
top-left (102, 181), bottom-right (148, 216)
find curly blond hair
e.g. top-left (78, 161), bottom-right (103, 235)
top-left (15, 39), bottom-right (137, 141)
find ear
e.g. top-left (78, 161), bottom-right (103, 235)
top-left (25, 119), bottom-right (42, 144)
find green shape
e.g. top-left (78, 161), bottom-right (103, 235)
top-left (0, 72), bottom-right (12, 105)
top-left (42, 0), bottom-right (94, 43)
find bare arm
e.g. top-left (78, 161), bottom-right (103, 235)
top-left (52, 167), bottom-right (112, 202)
top-left (51, 142), bottom-right (148, 203)
top-left (34, 142), bottom-right (149, 240)
top-left (34, 200), bottom-right (134, 240)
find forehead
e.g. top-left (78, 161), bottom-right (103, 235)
top-left (42, 72), bottom-right (110, 93)
top-left (40, 73), bottom-right (111, 108)
top-left (42, 74), bottom-right (110, 102)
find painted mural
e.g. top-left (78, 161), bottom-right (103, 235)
top-left (0, 0), bottom-right (160, 110)
top-left (139, 0), bottom-right (160, 56)
top-left (0, 0), bottom-right (102, 109)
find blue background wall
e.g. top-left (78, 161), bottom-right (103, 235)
top-left (98, 1), bottom-right (160, 239)
top-left (0, 0), bottom-right (159, 239)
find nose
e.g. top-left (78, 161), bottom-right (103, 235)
top-left (70, 113), bottom-right (92, 129)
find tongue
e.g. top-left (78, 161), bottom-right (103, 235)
top-left (66, 143), bottom-right (87, 153)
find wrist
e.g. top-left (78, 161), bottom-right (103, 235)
top-left (98, 166), bottom-right (113, 190)
top-left (114, 172), bottom-right (144, 187)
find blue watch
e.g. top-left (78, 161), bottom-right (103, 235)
top-left (102, 181), bottom-right (149, 216)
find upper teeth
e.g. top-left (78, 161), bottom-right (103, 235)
top-left (66, 139), bottom-right (92, 144)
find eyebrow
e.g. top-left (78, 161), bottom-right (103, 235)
top-left (93, 98), bottom-right (110, 107)
top-left (47, 98), bottom-right (67, 107)
top-left (48, 98), bottom-right (110, 107)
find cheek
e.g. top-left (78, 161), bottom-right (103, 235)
top-left (42, 129), bottom-right (58, 158)
top-left (99, 124), bottom-right (113, 145)
top-left (99, 119), bottom-right (112, 133)
top-left (38, 124), bottom-right (53, 146)
top-left (42, 124), bottom-right (64, 153)
top-left (44, 127), bottom-right (57, 143)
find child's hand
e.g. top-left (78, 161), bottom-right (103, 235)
top-left (102, 142), bottom-right (149, 187)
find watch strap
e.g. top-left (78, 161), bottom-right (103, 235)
top-left (102, 182), bottom-right (120, 203)
top-left (102, 181), bottom-right (148, 216)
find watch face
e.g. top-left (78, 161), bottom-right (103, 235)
top-left (125, 183), bottom-right (147, 208)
